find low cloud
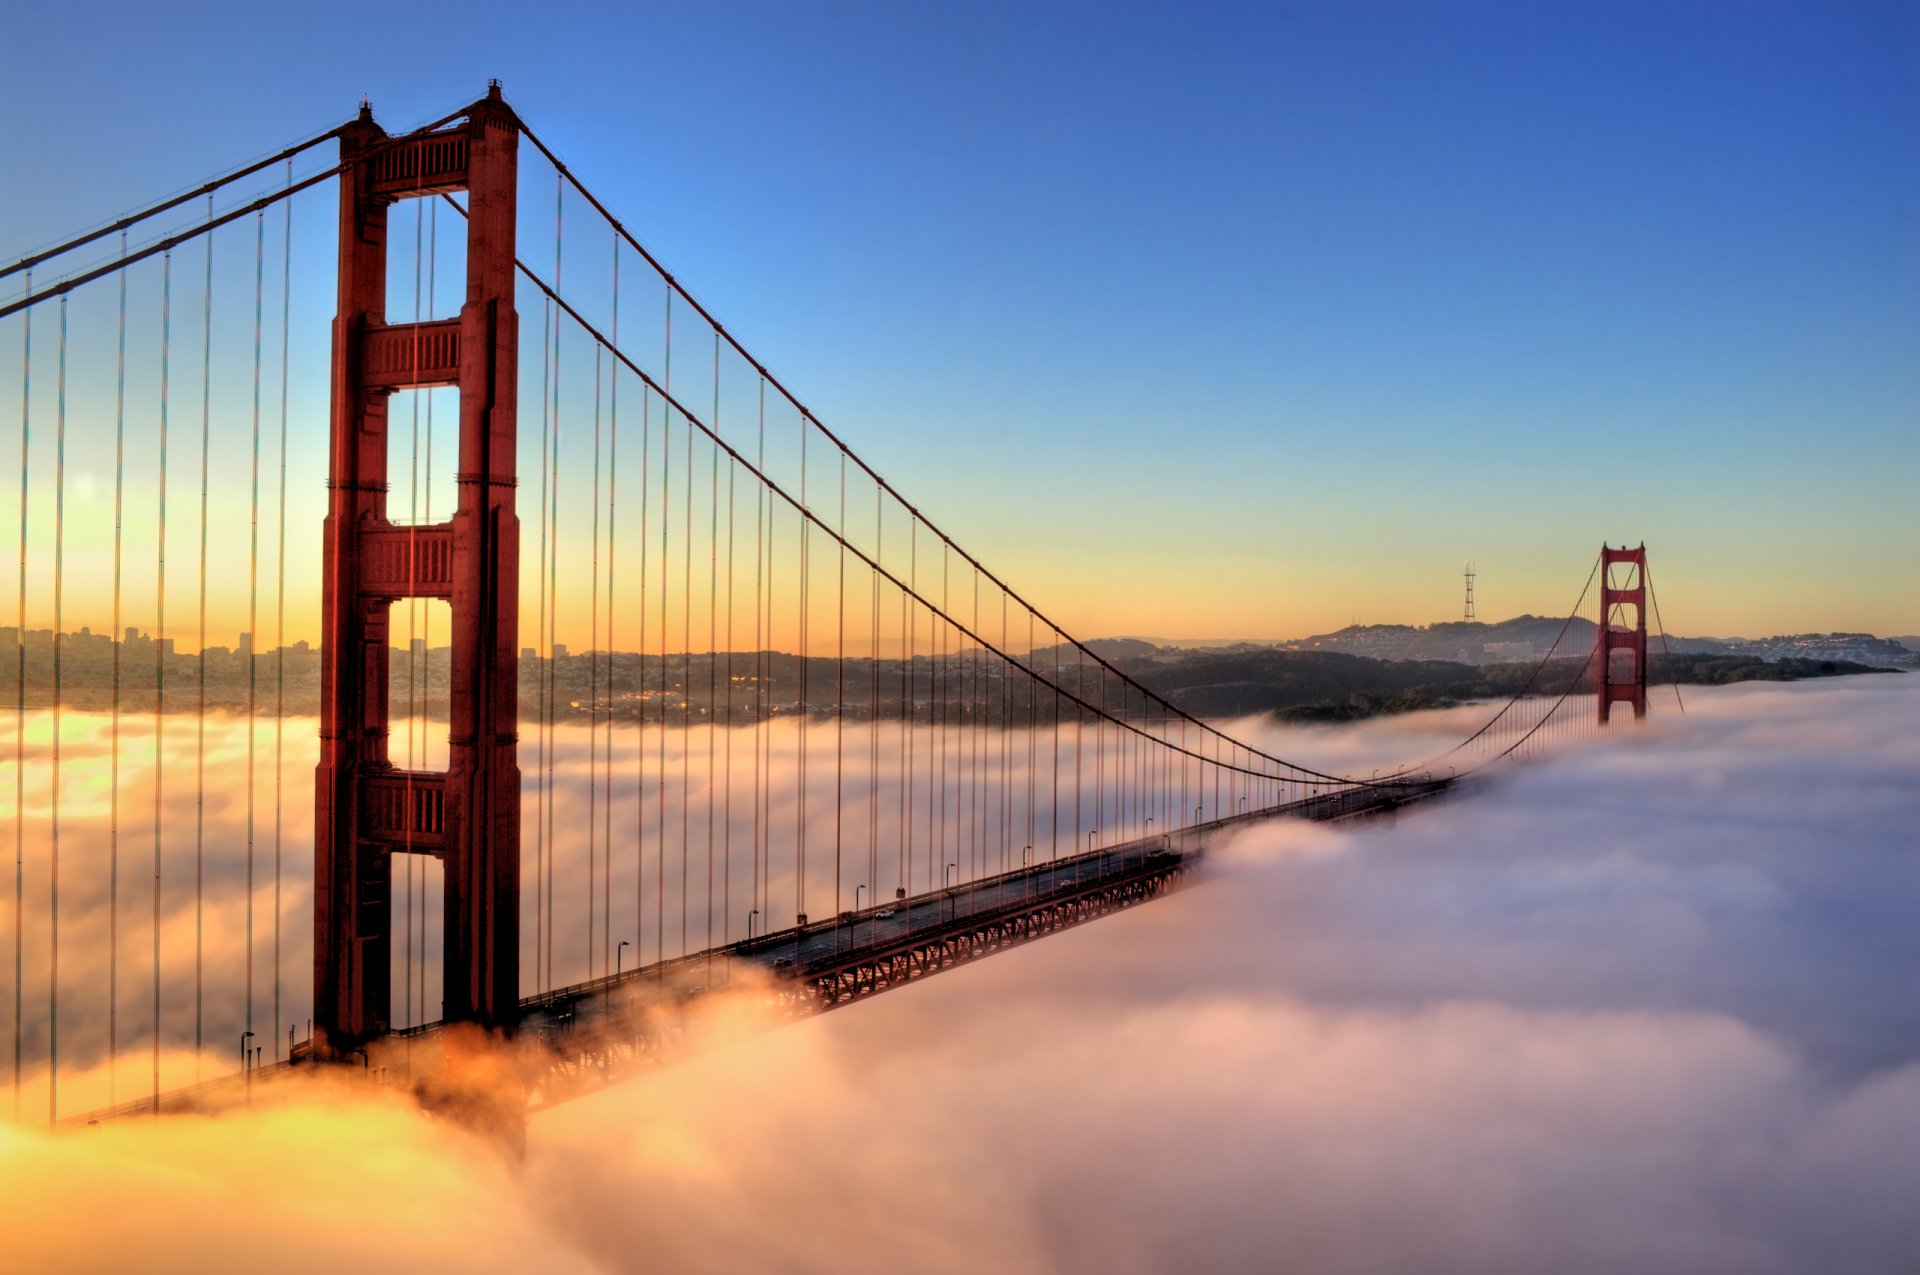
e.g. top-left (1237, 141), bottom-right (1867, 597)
top-left (3, 674), bottom-right (1915, 1272)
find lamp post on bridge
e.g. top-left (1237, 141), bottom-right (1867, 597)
top-left (240, 1031), bottom-right (254, 1103)
top-left (747, 908), bottom-right (758, 943)
top-left (946, 862), bottom-right (957, 924)
top-left (1144, 818), bottom-right (1153, 870)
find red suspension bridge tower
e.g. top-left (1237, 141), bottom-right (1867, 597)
top-left (314, 87), bottom-right (521, 1051)
top-left (1597, 543), bottom-right (1648, 724)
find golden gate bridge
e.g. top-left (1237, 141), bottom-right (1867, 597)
top-left (1, 85), bottom-right (1679, 1129)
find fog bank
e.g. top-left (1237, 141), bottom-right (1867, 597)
top-left (4, 675), bottom-right (1915, 1272)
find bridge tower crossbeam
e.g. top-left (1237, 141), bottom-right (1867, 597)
top-left (314, 86), bottom-right (521, 1051)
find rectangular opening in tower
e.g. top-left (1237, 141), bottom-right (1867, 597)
top-left (1606, 562), bottom-right (1642, 592)
top-left (384, 387), bottom-right (459, 527)
top-left (388, 850), bottom-right (445, 1031)
top-left (384, 199), bottom-right (468, 323)
top-left (390, 597), bottom-right (453, 772)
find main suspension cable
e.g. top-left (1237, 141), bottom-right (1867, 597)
top-left (472, 242), bottom-right (1423, 789)
top-left (2, 127), bottom-right (341, 284)
top-left (1, 109), bottom-right (472, 324)
top-left (1646, 561), bottom-right (1685, 713)
top-left (512, 117), bottom-right (1391, 789)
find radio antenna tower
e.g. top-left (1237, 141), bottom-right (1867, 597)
top-left (1463, 561), bottom-right (1477, 622)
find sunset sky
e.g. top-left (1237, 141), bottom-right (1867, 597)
top-left (2, 0), bottom-right (1915, 646)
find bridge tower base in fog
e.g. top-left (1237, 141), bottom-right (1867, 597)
top-left (1597, 543), bottom-right (1648, 724)
top-left (314, 87), bottom-right (521, 1051)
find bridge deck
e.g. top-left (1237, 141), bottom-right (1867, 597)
top-left (62, 777), bottom-right (1453, 1126)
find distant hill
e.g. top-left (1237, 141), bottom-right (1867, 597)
top-left (1277, 615), bottom-right (1598, 665)
top-left (1105, 647), bottom-right (1899, 724)
top-left (1075, 618), bottom-right (1920, 672)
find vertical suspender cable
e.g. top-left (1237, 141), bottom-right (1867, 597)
top-left (1051, 629), bottom-right (1060, 865)
top-left (936, 550), bottom-right (945, 894)
top-left (681, 360), bottom-right (692, 957)
top-left (751, 378), bottom-right (764, 931)
top-left (899, 524), bottom-right (910, 900)
top-left (1646, 563), bottom-right (1684, 713)
top-left (588, 344), bottom-right (600, 977)
top-left (154, 251), bottom-right (170, 1107)
top-left (548, 171), bottom-right (563, 983)
top-left (246, 208), bottom-right (264, 1054)
top-left (12, 269), bottom-right (29, 1120)
top-left (274, 161), bottom-right (291, 1056)
top-left (759, 388), bottom-right (772, 929)
top-left (535, 289), bottom-right (550, 992)
top-left (1026, 608), bottom-right (1035, 877)
top-left (907, 521), bottom-right (916, 895)
top-left (656, 376), bottom-right (667, 968)
top-left (548, 178), bottom-right (563, 984)
top-left (656, 352), bottom-right (668, 968)
top-left (50, 295), bottom-right (66, 1123)
top-left (110, 233), bottom-right (127, 1101)
top-left (606, 244), bottom-right (619, 975)
top-left (797, 397), bottom-right (806, 927)
top-left (870, 486), bottom-right (879, 905)
top-left (962, 571), bottom-right (972, 881)
top-left (1097, 665), bottom-right (1107, 852)
top-left (1000, 592), bottom-right (1009, 874)
top-left (1075, 649), bottom-right (1090, 867)
top-left (972, 570), bottom-right (981, 879)
top-left (834, 453), bottom-right (844, 919)
top-left (723, 423), bottom-right (738, 952)
top-left (669, 302), bottom-right (685, 960)
top-left (706, 346), bottom-right (718, 965)
top-left (721, 338), bottom-right (735, 949)
top-left (634, 374), bottom-right (648, 973)
top-left (194, 201), bottom-right (211, 1074)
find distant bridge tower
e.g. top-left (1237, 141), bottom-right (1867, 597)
top-left (314, 87), bottom-right (521, 1051)
top-left (1597, 543), bottom-right (1648, 723)
top-left (1463, 561), bottom-right (1476, 622)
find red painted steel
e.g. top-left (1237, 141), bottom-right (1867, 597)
top-left (315, 86), bottom-right (520, 1052)
top-left (1597, 543), bottom-right (1648, 724)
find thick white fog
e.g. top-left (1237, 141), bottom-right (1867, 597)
top-left (3, 674), bottom-right (1915, 1273)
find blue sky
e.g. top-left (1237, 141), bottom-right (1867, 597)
top-left (3, 0), bottom-right (1915, 639)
